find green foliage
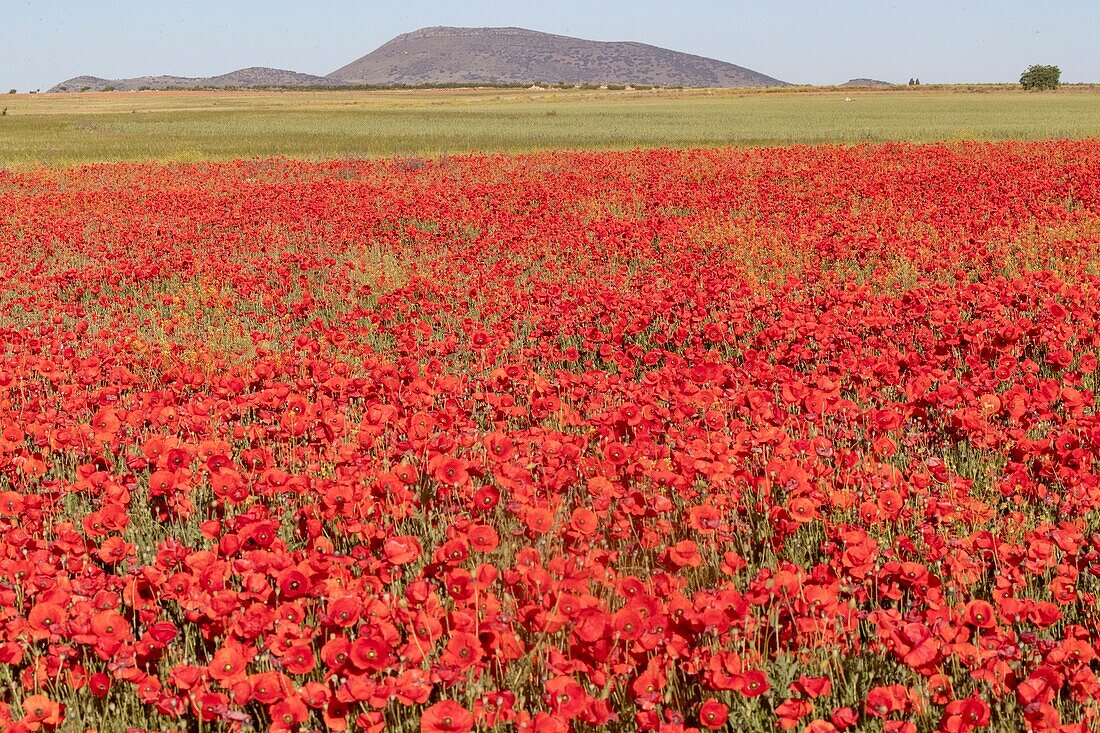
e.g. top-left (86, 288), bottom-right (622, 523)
top-left (1020, 64), bottom-right (1061, 90)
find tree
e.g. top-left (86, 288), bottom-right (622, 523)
top-left (1020, 64), bottom-right (1061, 90)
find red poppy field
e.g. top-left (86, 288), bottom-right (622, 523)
top-left (1, 141), bottom-right (1100, 732)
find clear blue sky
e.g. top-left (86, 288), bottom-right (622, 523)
top-left (3, 1), bottom-right (1098, 91)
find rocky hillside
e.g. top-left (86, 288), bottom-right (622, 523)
top-left (49, 68), bottom-right (342, 93)
top-left (329, 27), bottom-right (787, 87)
top-left (49, 27), bottom-right (788, 92)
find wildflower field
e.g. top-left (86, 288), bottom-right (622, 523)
top-left (1, 140), bottom-right (1100, 732)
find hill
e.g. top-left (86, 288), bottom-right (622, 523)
top-left (49, 68), bottom-right (342, 93)
top-left (205, 68), bottom-right (343, 88)
top-left (840, 78), bottom-right (894, 87)
top-left (328, 27), bottom-right (787, 87)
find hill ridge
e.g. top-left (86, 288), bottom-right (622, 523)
top-left (49, 67), bottom-right (342, 93)
top-left (329, 26), bottom-right (787, 88)
top-left (49, 27), bottom-right (788, 92)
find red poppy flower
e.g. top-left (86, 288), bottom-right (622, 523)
top-left (667, 540), bottom-right (702, 568)
top-left (349, 636), bottom-right (390, 671)
top-left (270, 697), bottom-right (309, 731)
top-left (468, 524), bottom-right (499, 552)
top-left (942, 696), bottom-right (990, 732)
top-left (393, 463), bottom-right (419, 485)
top-left (612, 607), bottom-right (645, 641)
top-left (962, 599), bottom-right (995, 629)
top-left (276, 568), bottom-right (310, 599)
top-left (546, 675), bottom-right (588, 719)
top-left (485, 433), bottom-right (515, 462)
top-left (472, 485), bottom-right (500, 512)
top-left (250, 671), bottom-right (290, 705)
top-left (88, 672), bottom-right (112, 698)
top-left (524, 507), bottom-right (555, 535)
top-left (604, 441), bottom-right (630, 465)
top-left (282, 644), bottom-right (316, 675)
top-left (776, 698), bottom-right (813, 730)
top-left (699, 699), bottom-right (729, 730)
top-left (421, 700), bottom-right (474, 733)
top-left (20, 694), bottom-right (63, 728)
top-left (429, 455), bottom-right (470, 487)
top-left (441, 631), bottom-right (483, 669)
top-left (792, 675), bottom-right (832, 699)
top-left (27, 603), bottom-right (66, 640)
top-left (322, 596), bottom-right (361, 628)
top-left (384, 535), bottom-right (422, 565)
top-left (736, 670), bottom-right (770, 698)
top-left (209, 646), bottom-right (247, 683)
top-left (569, 507), bottom-right (598, 535)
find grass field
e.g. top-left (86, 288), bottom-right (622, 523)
top-left (2, 86), bottom-right (1099, 166)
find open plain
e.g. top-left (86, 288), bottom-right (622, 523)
top-left (2, 86), bottom-right (1100, 165)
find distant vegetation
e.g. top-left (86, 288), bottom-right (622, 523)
top-left (1020, 64), bottom-right (1061, 90)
